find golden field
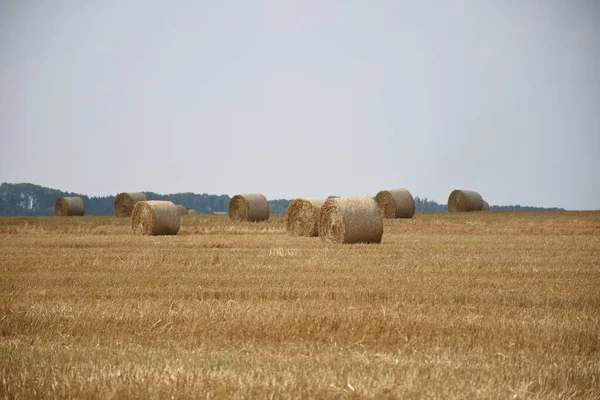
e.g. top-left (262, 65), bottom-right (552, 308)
top-left (1, 211), bottom-right (599, 399)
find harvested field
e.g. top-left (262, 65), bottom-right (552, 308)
top-left (1, 211), bottom-right (599, 398)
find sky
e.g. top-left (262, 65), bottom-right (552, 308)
top-left (0, 1), bottom-right (599, 210)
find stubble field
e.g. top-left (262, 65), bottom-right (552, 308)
top-left (1, 211), bottom-right (599, 399)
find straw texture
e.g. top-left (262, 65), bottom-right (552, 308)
top-left (228, 194), bottom-right (270, 222)
top-left (286, 198), bottom-right (325, 237)
top-left (54, 197), bottom-right (85, 216)
top-left (187, 209), bottom-right (198, 215)
top-left (482, 200), bottom-right (490, 211)
top-left (319, 196), bottom-right (383, 244)
top-left (175, 205), bottom-right (188, 216)
top-left (375, 189), bottom-right (415, 219)
top-left (131, 201), bottom-right (180, 235)
top-left (447, 190), bottom-right (484, 212)
top-left (114, 192), bottom-right (147, 217)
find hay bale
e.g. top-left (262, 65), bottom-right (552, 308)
top-left (375, 189), bottom-right (415, 219)
top-left (319, 196), bottom-right (383, 244)
top-left (175, 205), bottom-right (188, 216)
top-left (187, 209), bottom-right (198, 215)
top-left (286, 198), bottom-right (325, 237)
top-left (131, 201), bottom-right (180, 235)
top-left (447, 190), bottom-right (484, 212)
top-left (54, 197), bottom-right (85, 216)
top-left (114, 192), bottom-right (147, 217)
top-left (481, 200), bottom-right (489, 211)
top-left (228, 194), bottom-right (269, 222)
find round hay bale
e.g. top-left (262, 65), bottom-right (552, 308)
top-left (131, 201), bottom-right (180, 235)
top-left (54, 197), bottom-right (85, 216)
top-left (375, 189), bottom-right (415, 219)
top-left (175, 205), bottom-right (188, 216)
top-left (228, 194), bottom-right (269, 222)
top-left (114, 192), bottom-right (147, 217)
top-left (187, 209), bottom-right (198, 215)
top-left (481, 200), bottom-right (489, 211)
top-left (318, 196), bottom-right (383, 244)
top-left (286, 198), bottom-right (325, 237)
top-left (447, 190), bottom-right (484, 212)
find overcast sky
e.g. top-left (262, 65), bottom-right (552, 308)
top-left (1, 1), bottom-right (598, 209)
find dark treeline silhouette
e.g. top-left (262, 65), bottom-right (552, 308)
top-left (0, 183), bottom-right (565, 216)
top-left (0, 183), bottom-right (290, 216)
top-left (414, 196), bottom-right (447, 212)
top-left (488, 204), bottom-right (564, 212)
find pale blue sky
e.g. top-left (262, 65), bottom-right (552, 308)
top-left (1, 1), bottom-right (599, 209)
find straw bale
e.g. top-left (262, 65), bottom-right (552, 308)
top-left (481, 200), bottom-right (489, 211)
top-left (175, 205), bottom-right (188, 216)
top-left (131, 201), bottom-right (180, 235)
top-left (319, 196), bottom-right (383, 244)
top-left (286, 198), bottom-right (325, 237)
top-left (375, 189), bottom-right (415, 219)
top-left (114, 192), bottom-right (147, 217)
top-left (54, 197), bottom-right (85, 216)
top-left (228, 194), bottom-right (269, 222)
top-left (447, 190), bottom-right (484, 212)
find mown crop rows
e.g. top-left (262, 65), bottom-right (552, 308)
top-left (1, 212), bottom-right (599, 398)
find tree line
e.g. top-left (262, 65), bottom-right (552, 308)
top-left (0, 183), bottom-right (564, 217)
top-left (0, 183), bottom-right (288, 216)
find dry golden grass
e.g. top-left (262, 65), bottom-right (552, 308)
top-left (1, 212), bottom-right (599, 398)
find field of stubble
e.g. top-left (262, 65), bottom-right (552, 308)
top-left (1, 211), bottom-right (599, 399)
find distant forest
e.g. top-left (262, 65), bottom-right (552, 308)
top-left (0, 183), bottom-right (565, 217)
